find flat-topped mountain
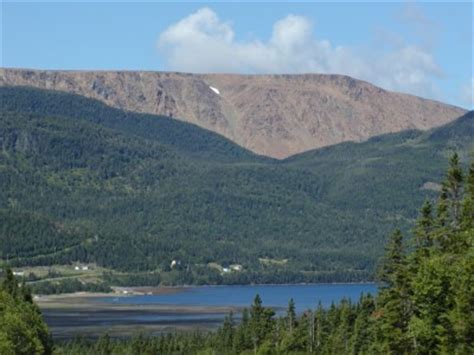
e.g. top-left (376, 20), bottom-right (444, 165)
top-left (0, 68), bottom-right (466, 158)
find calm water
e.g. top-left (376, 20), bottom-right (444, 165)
top-left (43, 284), bottom-right (377, 339)
top-left (102, 284), bottom-right (377, 313)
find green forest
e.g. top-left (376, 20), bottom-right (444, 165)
top-left (1, 154), bottom-right (472, 354)
top-left (1, 86), bottom-right (473, 286)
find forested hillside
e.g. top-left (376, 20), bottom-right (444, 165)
top-left (1, 86), bottom-right (473, 285)
top-left (2, 154), bottom-right (472, 354)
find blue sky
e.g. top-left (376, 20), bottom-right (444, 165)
top-left (1, 1), bottom-right (472, 108)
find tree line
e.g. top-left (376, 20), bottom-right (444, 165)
top-left (1, 153), bottom-right (472, 354)
top-left (53, 153), bottom-right (474, 354)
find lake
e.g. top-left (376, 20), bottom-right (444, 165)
top-left (102, 283), bottom-right (377, 312)
top-left (41, 283), bottom-right (377, 339)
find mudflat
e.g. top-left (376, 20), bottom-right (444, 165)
top-left (36, 288), bottom-right (239, 339)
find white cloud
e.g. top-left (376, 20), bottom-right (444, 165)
top-left (460, 78), bottom-right (474, 107)
top-left (396, 2), bottom-right (439, 50)
top-left (157, 7), bottom-right (443, 99)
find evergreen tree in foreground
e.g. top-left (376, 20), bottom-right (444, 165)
top-left (0, 267), bottom-right (52, 355)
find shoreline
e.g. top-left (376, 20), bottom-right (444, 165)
top-left (34, 281), bottom-right (378, 299)
top-left (35, 282), bottom-right (378, 312)
top-left (37, 293), bottom-right (241, 314)
top-left (36, 283), bottom-right (377, 340)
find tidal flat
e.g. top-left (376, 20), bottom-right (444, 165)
top-left (37, 288), bottom-right (240, 339)
top-left (37, 284), bottom-right (377, 340)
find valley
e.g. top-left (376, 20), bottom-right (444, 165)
top-left (2, 2), bottom-right (473, 353)
top-left (1, 85), bottom-right (472, 289)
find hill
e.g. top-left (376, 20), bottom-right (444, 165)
top-left (0, 68), bottom-right (466, 158)
top-left (0, 86), bottom-right (472, 285)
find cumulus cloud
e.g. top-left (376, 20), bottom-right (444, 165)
top-left (157, 7), bottom-right (443, 99)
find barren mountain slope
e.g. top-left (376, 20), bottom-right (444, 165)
top-left (0, 68), bottom-right (466, 158)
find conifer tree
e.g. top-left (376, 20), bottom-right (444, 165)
top-left (250, 294), bottom-right (264, 351)
top-left (248, 294), bottom-right (275, 352)
top-left (0, 266), bottom-right (52, 355)
top-left (334, 299), bottom-right (353, 354)
top-left (461, 160), bottom-right (474, 230)
top-left (350, 294), bottom-right (375, 355)
top-left (234, 308), bottom-right (252, 352)
top-left (435, 184), bottom-right (452, 252)
top-left (219, 311), bottom-right (235, 350)
top-left (414, 201), bottom-right (434, 250)
top-left (445, 152), bottom-right (464, 228)
top-left (314, 302), bottom-right (326, 353)
top-left (377, 229), bottom-right (412, 354)
top-left (291, 311), bottom-right (310, 352)
top-left (286, 298), bottom-right (296, 333)
top-left (379, 229), bottom-right (406, 287)
top-left (411, 200), bottom-right (435, 276)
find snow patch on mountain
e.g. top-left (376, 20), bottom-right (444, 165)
top-left (209, 86), bottom-right (220, 95)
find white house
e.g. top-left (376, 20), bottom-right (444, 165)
top-left (171, 260), bottom-right (182, 268)
top-left (230, 264), bottom-right (243, 272)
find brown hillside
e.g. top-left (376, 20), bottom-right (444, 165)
top-left (1, 68), bottom-right (466, 158)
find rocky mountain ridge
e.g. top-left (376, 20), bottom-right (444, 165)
top-left (0, 68), bottom-right (466, 158)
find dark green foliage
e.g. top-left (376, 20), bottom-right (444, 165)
top-left (249, 294), bottom-right (276, 350)
top-left (53, 153), bottom-right (474, 354)
top-left (413, 201), bottom-right (434, 261)
top-left (29, 278), bottom-right (111, 295)
top-left (0, 267), bottom-right (53, 354)
top-left (350, 294), bottom-right (375, 354)
top-left (376, 230), bottom-right (412, 353)
top-left (0, 209), bottom-right (85, 262)
top-left (461, 160), bottom-right (474, 230)
top-left (0, 86), bottom-right (263, 163)
top-left (1, 86), bottom-right (473, 285)
top-left (445, 153), bottom-right (464, 229)
top-left (286, 298), bottom-right (296, 334)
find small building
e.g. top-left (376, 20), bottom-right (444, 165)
top-left (74, 266), bottom-right (80, 271)
top-left (13, 271), bottom-right (25, 277)
top-left (222, 267), bottom-right (230, 273)
top-left (230, 264), bottom-right (243, 272)
top-left (170, 260), bottom-right (181, 269)
top-left (81, 266), bottom-right (89, 271)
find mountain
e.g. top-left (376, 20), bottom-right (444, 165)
top-left (0, 85), bottom-right (264, 164)
top-left (1, 86), bottom-right (472, 285)
top-left (0, 68), bottom-right (466, 158)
